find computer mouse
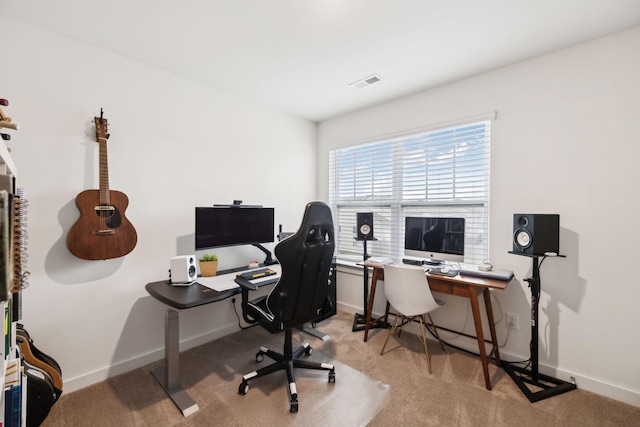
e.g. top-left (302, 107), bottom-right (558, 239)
top-left (441, 266), bottom-right (450, 274)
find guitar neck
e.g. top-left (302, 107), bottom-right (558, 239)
top-left (94, 111), bottom-right (111, 205)
top-left (98, 137), bottom-right (110, 204)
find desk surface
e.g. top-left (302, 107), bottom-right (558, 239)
top-left (146, 265), bottom-right (279, 309)
top-left (363, 263), bottom-right (510, 289)
top-left (427, 271), bottom-right (510, 290)
top-left (145, 280), bottom-right (240, 309)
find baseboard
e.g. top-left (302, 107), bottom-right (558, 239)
top-left (63, 323), bottom-right (240, 394)
top-left (337, 304), bottom-right (640, 408)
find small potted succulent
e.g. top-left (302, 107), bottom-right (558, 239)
top-left (199, 253), bottom-right (218, 277)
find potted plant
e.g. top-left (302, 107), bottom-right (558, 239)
top-left (199, 253), bottom-right (218, 277)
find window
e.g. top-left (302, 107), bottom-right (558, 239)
top-left (328, 113), bottom-right (494, 265)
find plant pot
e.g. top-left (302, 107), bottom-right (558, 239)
top-left (199, 260), bottom-right (218, 277)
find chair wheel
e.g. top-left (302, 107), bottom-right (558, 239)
top-left (256, 351), bottom-right (265, 362)
top-left (290, 401), bottom-right (298, 413)
top-left (329, 370), bottom-right (336, 383)
top-left (238, 381), bottom-right (249, 395)
top-left (305, 346), bottom-right (313, 356)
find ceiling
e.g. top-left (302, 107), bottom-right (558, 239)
top-left (2, 1), bottom-right (640, 122)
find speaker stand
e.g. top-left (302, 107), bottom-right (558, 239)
top-left (352, 238), bottom-right (385, 332)
top-left (503, 253), bottom-right (576, 402)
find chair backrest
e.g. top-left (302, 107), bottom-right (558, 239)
top-left (383, 264), bottom-right (441, 317)
top-left (265, 201), bottom-right (335, 330)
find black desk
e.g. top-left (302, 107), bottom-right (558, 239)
top-left (145, 269), bottom-right (278, 416)
top-left (146, 280), bottom-right (241, 309)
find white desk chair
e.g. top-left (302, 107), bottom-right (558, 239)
top-left (380, 264), bottom-right (446, 374)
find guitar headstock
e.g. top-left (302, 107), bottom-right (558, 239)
top-left (94, 108), bottom-right (110, 142)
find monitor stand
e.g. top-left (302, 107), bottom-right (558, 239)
top-left (252, 243), bottom-right (277, 265)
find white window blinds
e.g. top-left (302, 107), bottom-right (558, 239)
top-left (328, 114), bottom-right (493, 265)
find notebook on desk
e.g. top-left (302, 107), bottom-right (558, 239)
top-left (197, 275), bottom-right (240, 292)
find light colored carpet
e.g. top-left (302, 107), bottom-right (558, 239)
top-left (42, 316), bottom-right (390, 426)
top-left (42, 311), bottom-right (640, 426)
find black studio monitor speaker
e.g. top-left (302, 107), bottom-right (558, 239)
top-left (512, 214), bottom-right (560, 256)
top-left (356, 212), bottom-right (374, 241)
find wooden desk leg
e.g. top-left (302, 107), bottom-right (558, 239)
top-left (363, 268), bottom-right (379, 342)
top-left (483, 288), bottom-right (501, 365)
top-left (468, 287), bottom-right (492, 390)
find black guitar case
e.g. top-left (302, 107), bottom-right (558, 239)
top-left (15, 324), bottom-right (63, 426)
top-left (22, 360), bottom-right (57, 427)
top-left (16, 326), bottom-right (63, 394)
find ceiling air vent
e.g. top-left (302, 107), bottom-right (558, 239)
top-left (349, 73), bottom-right (383, 89)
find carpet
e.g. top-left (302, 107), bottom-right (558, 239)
top-left (178, 326), bottom-right (391, 426)
top-left (43, 324), bottom-right (390, 426)
top-left (41, 311), bottom-right (640, 426)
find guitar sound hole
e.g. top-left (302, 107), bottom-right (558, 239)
top-left (95, 206), bottom-right (122, 228)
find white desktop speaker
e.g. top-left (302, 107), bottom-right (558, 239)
top-left (170, 255), bottom-right (198, 284)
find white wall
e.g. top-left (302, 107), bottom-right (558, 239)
top-left (319, 27), bottom-right (640, 406)
top-left (0, 17), bottom-right (317, 391)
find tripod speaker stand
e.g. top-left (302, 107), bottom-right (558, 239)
top-left (503, 252), bottom-right (576, 402)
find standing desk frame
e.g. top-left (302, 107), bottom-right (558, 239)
top-left (145, 263), bottom-right (330, 416)
top-left (145, 279), bottom-right (244, 416)
top-left (362, 265), bottom-right (511, 390)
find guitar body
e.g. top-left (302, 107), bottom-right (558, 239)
top-left (67, 189), bottom-right (137, 260)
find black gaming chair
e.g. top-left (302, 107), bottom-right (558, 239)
top-left (237, 201), bottom-right (336, 413)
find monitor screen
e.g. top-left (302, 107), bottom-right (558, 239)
top-left (195, 207), bottom-right (275, 250)
top-left (404, 216), bottom-right (465, 263)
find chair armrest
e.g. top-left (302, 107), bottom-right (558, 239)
top-left (235, 277), bottom-right (258, 291)
top-left (235, 277), bottom-right (260, 325)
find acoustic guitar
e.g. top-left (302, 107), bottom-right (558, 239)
top-left (67, 110), bottom-right (137, 260)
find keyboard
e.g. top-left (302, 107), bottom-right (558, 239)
top-left (237, 267), bottom-right (278, 281)
top-left (235, 266), bottom-right (281, 289)
top-left (459, 265), bottom-right (514, 281)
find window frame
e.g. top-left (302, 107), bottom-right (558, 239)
top-left (328, 113), bottom-right (495, 265)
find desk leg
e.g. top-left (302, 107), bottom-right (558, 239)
top-left (483, 288), bottom-right (501, 365)
top-left (468, 288), bottom-right (492, 390)
top-left (151, 308), bottom-right (199, 417)
top-left (363, 268), bottom-right (387, 341)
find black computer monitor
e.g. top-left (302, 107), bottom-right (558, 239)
top-left (195, 206), bottom-right (275, 251)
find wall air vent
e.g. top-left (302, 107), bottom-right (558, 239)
top-left (349, 73), bottom-right (384, 89)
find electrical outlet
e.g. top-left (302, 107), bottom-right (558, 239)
top-left (506, 312), bottom-right (519, 330)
